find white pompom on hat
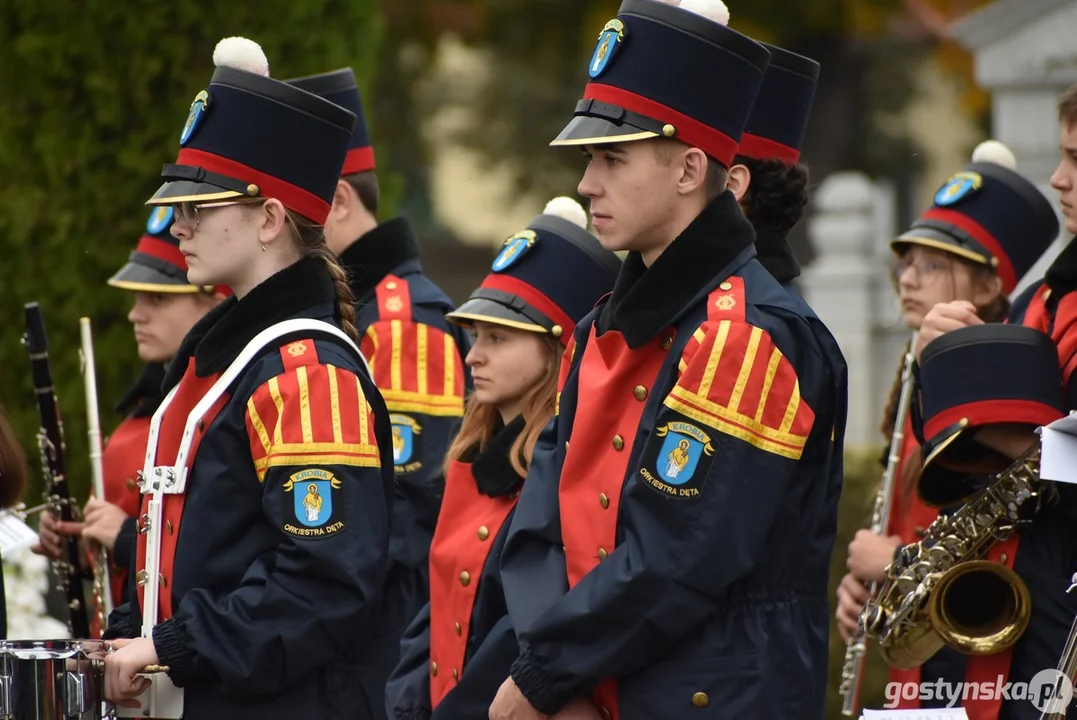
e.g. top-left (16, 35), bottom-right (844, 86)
top-left (971, 139), bottom-right (1017, 170)
top-left (543, 196), bottom-right (589, 230)
top-left (212, 37), bottom-right (270, 77)
top-left (677, 0), bottom-right (730, 26)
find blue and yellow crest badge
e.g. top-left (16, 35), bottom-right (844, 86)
top-left (589, 19), bottom-right (626, 79)
top-left (934, 171), bottom-right (982, 207)
top-left (282, 468), bottom-right (345, 539)
top-left (146, 206), bottom-right (174, 236)
top-left (492, 230), bottom-right (538, 273)
top-left (391, 414), bottom-right (423, 473)
top-left (639, 419), bottom-right (716, 499)
top-left (180, 90), bottom-right (210, 147)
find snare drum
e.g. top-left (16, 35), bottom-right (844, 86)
top-left (0, 639), bottom-right (107, 719)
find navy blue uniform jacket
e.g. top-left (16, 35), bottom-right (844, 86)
top-left (386, 417), bottom-right (527, 720)
top-left (105, 257), bottom-right (394, 719)
top-left (499, 193), bottom-right (846, 719)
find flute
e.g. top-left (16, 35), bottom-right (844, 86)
top-left (80, 317), bottom-right (114, 631)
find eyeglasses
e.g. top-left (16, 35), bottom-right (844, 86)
top-left (889, 254), bottom-right (951, 287)
top-left (171, 198), bottom-right (264, 232)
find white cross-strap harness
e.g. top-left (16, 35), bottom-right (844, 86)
top-left (119, 319), bottom-right (369, 719)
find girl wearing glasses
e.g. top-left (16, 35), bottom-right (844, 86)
top-left (835, 140), bottom-right (1059, 711)
top-left (102, 38), bottom-right (394, 719)
top-left (386, 197), bottom-right (620, 720)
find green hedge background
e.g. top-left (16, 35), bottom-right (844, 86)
top-left (0, 0), bottom-right (381, 505)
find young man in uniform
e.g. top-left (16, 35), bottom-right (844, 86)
top-left (911, 83), bottom-right (1077, 720)
top-left (286, 68), bottom-right (471, 716)
top-left (488, 1), bottom-right (846, 718)
top-left (34, 208), bottom-right (225, 625)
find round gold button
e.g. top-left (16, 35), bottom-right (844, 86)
top-left (597, 548), bottom-right (608, 560)
top-left (1000, 553), bottom-right (1008, 563)
top-left (661, 335), bottom-right (673, 351)
top-left (692, 692), bottom-right (709, 707)
top-left (565, 441), bottom-right (570, 451)
top-left (477, 526), bottom-right (490, 541)
top-left (633, 385), bottom-right (648, 401)
top-left (601, 707), bottom-right (612, 719)
top-left (431, 662), bottom-right (438, 676)
top-left (599, 493), bottom-right (610, 509)
top-left (454, 622), bottom-right (462, 635)
top-left (125, 478), bottom-right (137, 491)
top-left (612, 435), bottom-right (625, 451)
top-left (452, 668), bottom-right (459, 680)
top-left (719, 281), bottom-right (733, 291)
top-left (386, 281), bottom-right (398, 290)
top-left (662, 124), bottom-right (676, 137)
top-left (166, 520), bottom-right (173, 535)
top-left (460, 571), bottom-right (471, 587)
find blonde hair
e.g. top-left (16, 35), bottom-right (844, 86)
top-left (444, 334), bottom-right (561, 479)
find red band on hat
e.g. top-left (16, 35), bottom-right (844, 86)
top-left (584, 84), bottom-right (740, 167)
top-left (737, 133), bottom-right (800, 164)
top-left (342, 147), bottom-right (376, 176)
top-left (176, 148), bottom-right (331, 225)
top-left (924, 399), bottom-right (1063, 442)
top-left (479, 274), bottom-right (575, 347)
top-left (136, 235), bottom-right (188, 271)
top-left (923, 208), bottom-right (1016, 293)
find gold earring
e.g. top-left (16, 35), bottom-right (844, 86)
top-left (261, 243), bottom-right (267, 252)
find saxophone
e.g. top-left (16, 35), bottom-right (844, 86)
top-left (838, 336), bottom-right (917, 716)
top-left (859, 444), bottom-right (1041, 670)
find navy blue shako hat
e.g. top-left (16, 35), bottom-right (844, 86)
top-left (892, 141), bottom-right (1059, 296)
top-left (109, 206), bottom-right (205, 293)
top-left (146, 37), bottom-right (357, 225)
top-left (551, 0), bottom-right (771, 168)
top-left (446, 197), bottom-right (621, 347)
top-left (738, 42), bottom-right (819, 165)
top-left (285, 67), bottom-right (376, 176)
top-left (917, 324), bottom-right (1064, 507)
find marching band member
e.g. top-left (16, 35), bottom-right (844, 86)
top-left (490, 1), bottom-right (846, 718)
top-left (911, 85), bottom-right (1077, 720)
top-left (34, 211), bottom-right (226, 624)
top-left (102, 37), bottom-right (394, 719)
top-left (286, 68), bottom-right (471, 714)
top-left (836, 141), bottom-right (1057, 711)
top-left (727, 42), bottom-right (851, 705)
top-left (386, 197), bottom-right (620, 720)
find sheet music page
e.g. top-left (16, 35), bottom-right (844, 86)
top-left (861, 709), bottom-right (969, 719)
top-left (1039, 411), bottom-right (1077, 485)
top-left (0, 513), bottom-right (39, 555)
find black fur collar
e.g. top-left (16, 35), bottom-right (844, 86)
top-left (1046, 237), bottom-right (1077, 297)
top-left (754, 227), bottom-right (801, 285)
top-left (600, 190), bottom-right (757, 348)
top-left (338, 217), bottom-right (423, 301)
top-left (468, 414), bottom-right (527, 498)
top-left (116, 362), bottom-right (167, 419)
top-left (163, 256), bottom-right (338, 389)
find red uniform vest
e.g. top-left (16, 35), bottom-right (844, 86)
top-left (427, 459), bottom-right (518, 707)
top-left (134, 359), bottom-right (227, 623)
top-left (558, 325), bottom-right (674, 720)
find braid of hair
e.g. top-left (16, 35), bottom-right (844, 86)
top-left (286, 210), bottom-right (359, 344)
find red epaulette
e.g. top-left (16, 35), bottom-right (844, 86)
top-left (374, 274), bottom-right (412, 321)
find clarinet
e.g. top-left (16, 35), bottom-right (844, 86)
top-left (838, 333), bottom-right (918, 716)
top-left (23, 302), bottom-right (91, 639)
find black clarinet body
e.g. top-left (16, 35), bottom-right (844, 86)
top-left (23, 302), bottom-right (91, 639)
